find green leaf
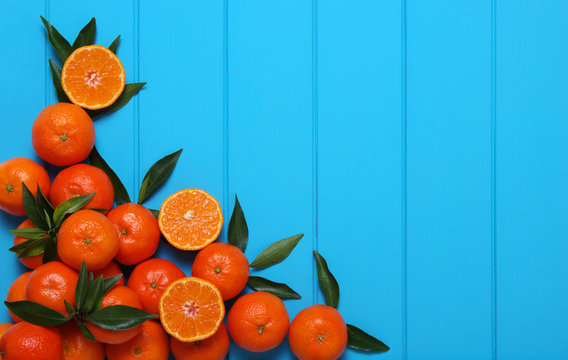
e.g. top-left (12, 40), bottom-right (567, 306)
top-left (42, 237), bottom-right (58, 263)
top-left (53, 193), bottom-right (95, 225)
top-left (18, 237), bottom-right (49, 258)
top-left (9, 228), bottom-right (48, 239)
top-left (72, 17), bottom-right (96, 49)
top-left (247, 276), bottom-right (301, 299)
top-left (36, 185), bottom-right (54, 219)
top-left (81, 276), bottom-right (103, 314)
top-left (347, 324), bottom-right (390, 352)
top-left (149, 209), bottom-right (159, 220)
top-left (49, 59), bottom-right (70, 103)
top-left (89, 147), bottom-right (130, 203)
top-left (89, 208), bottom-right (108, 214)
top-left (64, 300), bottom-right (76, 316)
top-left (137, 149), bottom-right (183, 204)
top-left (88, 83), bottom-right (146, 118)
top-left (22, 183), bottom-right (48, 230)
top-left (250, 234), bottom-right (303, 269)
top-left (228, 195), bottom-right (248, 252)
top-left (313, 250), bottom-right (340, 308)
top-left (40, 16), bottom-right (72, 63)
top-left (9, 237), bottom-right (45, 256)
top-left (86, 305), bottom-right (157, 330)
top-left (102, 274), bottom-right (123, 295)
top-left (109, 35), bottom-right (120, 53)
top-left (75, 262), bottom-right (88, 311)
top-left (5, 300), bottom-right (69, 326)
top-left (77, 321), bottom-right (96, 342)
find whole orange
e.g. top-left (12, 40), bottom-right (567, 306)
top-left (60, 321), bottom-right (105, 360)
top-left (227, 291), bottom-right (289, 352)
top-left (0, 322), bottom-right (62, 360)
top-left (0, 157), bottom-right (51, 216)
top-left (12, 219), bottom-right (43, 269)
top-left (191, 242), bottom-right (249, 300)
top-left (25, 261), bottom-right (78, 316)
top-left (170, 322), bottom-right (230, 360)
top-left (32, 103), bottom-right (95, 166)
top-left (106, 203), bottom-right (160, 266)
top-left (105, 320), bottom-right (169, 360)
top-left (92, 261), bottom-right (125, 288)
top-left (49, 164), bottom-right (114, 212)
top-left (127, 258), bottom-right (185, 315)
top-left (57, 210), bottom-right (120, 271)
top-left (6, 272), bottom-right (31, 322)
top-left (288, 304), bottom-right (348, 360)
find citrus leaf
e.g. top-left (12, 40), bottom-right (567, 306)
top-left (22, 183), bottom-right (49, 230)
top-left (4, 300), bottom-right (69, 326)
top-left (81, 275), bottom-right (103, 314)
top-left (137, 149), bottom-right (183, 204)
top-left (109, 35), bottom-right (120, 53)
top-left (42, 237), bottom-right (58, 263)
top-left (18, 237), bottom-right (49, 258)
top-left (250, 234), bottom-right (303, 269)
top-left (314, 250), bottom-right (340, 308)
top-left (72, 17), bottom-right (96, 49)
top-left (89, 147), bottom-right (130, 203)
top-left (40, 16), bottom-right (72, 63)
top-left (347, 324), bottom-right (390, 352)
top-left (89, 208), bottom-right (108, 214)
top-left (149, 209), bottom-right (159, 220)
top-left (228, 195), bottom-right (248, 252)
top-left (86, 305), bottom-right (157, 330)
top-left (88, 83), bottom-right (146, 118)
top-left (37, 185), bottom-right (54, 219)
top-left (247, 276), bottom-right (301, 299)
top-left (9, 228), bottom-right (48, 239)
top-left (48, 59), bottom-right (69, 103)
top-left (75, 262), bottom-right (88, 311)
top-left (77, 321), bottom-right (96, 342)
top-left (102, 274), bottom-right (123, 294)
top-left (53, 193), bottom-right (95, 225)
top-left (64, 300), bottom-right (75, 316)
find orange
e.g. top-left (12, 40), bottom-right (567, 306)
top-left (57, 210), bottom-right (120, 271)
top-left (6, 272), bottom-right (31, 322)
top-left (92, 261), bottom-right (125, 288)
top-left (192, 242), bottom-right (249, 300)
top-left (105, 320), bottom-right (169, 360)
top-left (0, 322), bottom-right (62, 360)
top-left (227, 291), bottom-right (289, 352)
top-left (0, 157), bottom-right (51, 216)
top-left (107, 203), bottom-right (160, 265)
top-left (127, 258), bottom-right (185, 315)
top-left (288, 304), bottom-right (348, 360)
top-left (25, 261), bottom-right (78, 316)
top-left (32, 103), bottom-right (95, 166)
top-left (86, 286), bottom-right (143, 344)
top-left (158, 189), bottom-right (223, 250)
top-left (158, 277), bottom-right (225, 342)
top-left (0, 323), bottom-right (13, 340)
top-left (12, 219), bottom-right (43, 269)
top-left (170, 322), bottom-right (230, 360)
top-left (49, 164), bottom-right (114, 213)
top-left (61, 45), bottom-right (126, 110)
top-left (60, 322), bottom-right (105, 360)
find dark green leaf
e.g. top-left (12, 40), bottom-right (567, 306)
top-left (72, 17), bottom-right (96, 49)
top-left (53, 193), bottom-right (95, 225)
top-left (40, 16), bottom-right (72, 63)
top-left (5, 300), bottom-right (69, 326)
top-left (89, 147), bottom-right (130, 203)
top-left (89, 208), bottom-right (108, 214)
top-left (149, 209), bottom-right (159, 220)
top-left (9, 228), bottom-right (48, 239)
top-left (314, 250), bottom-right (340, 308)
top-left (18, 237), bottom-right (49, 258)
top-left (86, 305), bottom-right (157, 330)
top-left (81, 276), bottom-right (103, 314)
top-left (75, 262), bottom-right (88, 311)
top-left (347, 324), bottom-right (390, 352)
top-left (64, 300), bottom-right (75, 316)
top-left (109, 35), bottom-right (120, 53)
top-left (42, 237), bottom-right (58, 263)
top-left (247, 276), bottom-right (301, 299)
top-left (88, 83), bottom-right (146, 118)
top-left (49, 59), bottom-right (70, 103)
top-left (9, 237), bottom-right (45, 255)
top-left (36, 185), bottom-right (54, 219)
top-left (137, 149), bottom-right (183, 204)
top-left (77, 321), bottom-right (96, 342)
top-left (250, 234), bottom-right (303, 269)
top-left (103, 274), bottom-right (123, 295)
top-left (22, 183), bottom-right (48, 230)
top-left (228, 195), bottom-right (248, 252)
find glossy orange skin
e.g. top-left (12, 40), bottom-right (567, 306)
top-left (6, 272), bottom-right (31, 322)
top-left (60, 322), bottom-right (105, 360)
top-left (170, 322), bottom-right (229, 360)
top-left (127, 258), bottom-right (185, 315)
top-left (57, 210), bottom-right (120, 271)
top-left (49, 164), bottom-right (114, 213)
top-left (25, 261), bottom-right (78, 316)
top-left (0, 322), bottom-right (62, 360)
top-left (227, 291), bottom-right (290, 353)
top-left (12, 219), bottom-right (43, 269)
top-left (192, 242), bottom-right (249, 300)
top-left (0, 157), bottom-right (51, 216)
top-left (107, 203), bottom-right (160, 266)
top-left (92, 261), bottom-right (125, 287)
top-left (288, 305), bottom-right (348, 360)
top-left (105, 320), bottom-right (169, 360)
top-left (32, 103), bottom-right (95, 166)
top-left (86, 286), bottom-right (144, 344)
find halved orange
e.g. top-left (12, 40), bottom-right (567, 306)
top-left (61, 45), bottom-right (125, 110)
top-left (158, 189), bottom-right (223, 250)
top-left (159, 277), bottom-right (225, 342)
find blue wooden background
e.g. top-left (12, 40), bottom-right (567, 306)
top-left (1, 1), bottom-right (567, 359)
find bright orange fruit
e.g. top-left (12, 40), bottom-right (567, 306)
top-left (105, 320), bottom-right (169, 360)
top-left (170, 322), bottom-right (230, 360)
top-left (25, 261), bottom-right (78, 316)
top-left (92, 261), bottom-right (125, 288)
top-left (6, 272), bottom-right (31, 322)
top-left (0, 322), bottom-right (62, 360)
top-left (60, 321), bottom-right (105, 360)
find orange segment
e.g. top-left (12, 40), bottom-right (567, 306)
top-left (159, 277), bottom-right (225, 342)
top-left (61, 45), bottom-right (125, 110)
top-left (158, 189), bottom-right (223, 250)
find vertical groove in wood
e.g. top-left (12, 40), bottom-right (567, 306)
top-left (133, 0), bottom-right (140, 200)
top-left (401, 0), bottom-right (408, 358)
top-left (311, 0), bottom-right (319, 305)
top-left (491, 0), bottom-right (497, 359)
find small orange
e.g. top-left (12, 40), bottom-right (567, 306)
top-left (170, 322), bottom-right (230, 360)
top-left (25, 261), bottom-right (78, 315)
top-left (0, 157), bottom-right (51, 216)
top-left (288, 304), bottom-right (348, 360)
top-left (227, 291), bottom-right (289, 352)
top-left (159, 277), bottom-right (225, 342)
top-left (49, 164), bottom-right (114, 213)
top-left (127, 258), bottom-right (185, 315)
top-left (0, 322), bottom-right (62, 360)
top-left (6, 272), bottom-right (31, 322)
top-left (107, 203), bottom-right (160, 265)
top-left (60, 321), bottom-right (105, 360)
top-left (61, 45), bottom-right (126, 110)
top-left (105, 320), bottom-right (169, 360)
top-left (92, 261), bottom-right (125, 288)
top-left (32, 103), bottom-right (95, 166)
top-left (57, 210), bottom-right (120, 271)
top-left (158, 189), bottom-right (223, 250)
top-left (192, 242), bottom-right (249, 300)
top-left (12, 219), bottom-right (43, 269)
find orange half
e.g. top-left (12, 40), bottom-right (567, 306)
top-left (159, 277), bottom-right (225, 342)
top-left (61, 45), bottom-right (126, 110)
top-left (158, 189), bottom-right (223, 250)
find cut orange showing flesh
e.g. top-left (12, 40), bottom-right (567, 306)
top-left (158, 189), bottom-right (223, 250)
top-left (159, 277), bottom-right (225, 342)
top-left (61, 45), bottom-right (125, 110)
